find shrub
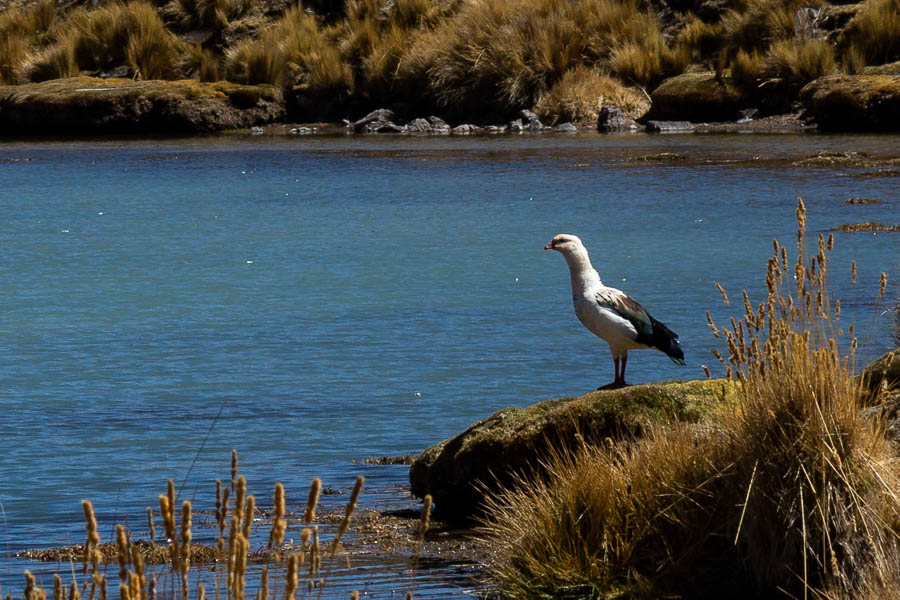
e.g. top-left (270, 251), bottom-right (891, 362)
top-left (765, 38), bottom-right (835, 87)
top-left (480, 200), bottom-right (900, 599)
top-left (534, 64), bottom-right (650, 123)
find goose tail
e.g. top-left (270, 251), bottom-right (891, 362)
top-left (649, 316), bottom-right (686, 366)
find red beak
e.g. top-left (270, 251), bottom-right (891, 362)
top-left (544, 242), bottom-right (554, 250)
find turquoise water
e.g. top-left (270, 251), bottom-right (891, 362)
top-left (0, 133), bottom-right (898, 597)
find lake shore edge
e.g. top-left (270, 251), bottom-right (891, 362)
top-left (1, 72), bottom-right (897, 138)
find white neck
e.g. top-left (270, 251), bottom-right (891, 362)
top-left (562, 246), bottom-right (602, 293)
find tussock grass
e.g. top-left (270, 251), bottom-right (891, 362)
top-left (400, 0), bottom-right (679, 116)
top-left (730, 48), bottom-right (765, 90)
top-left (481, 199), bottom-right (899, 599)
top-left (766, 38), bottom-right (836, 87)
top-left (534, 65), bottom-right (649, 124)
top-left (165, 0), bottom-right (251, 31)
top-left (842, 0), bottom-right (900, 67)
top-left (0, 0), bottom-right (57, 83)
top-left (677, 14), bottom-right (724, 64)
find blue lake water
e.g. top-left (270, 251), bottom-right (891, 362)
top-left (0, 132), bottom-right (898, 597)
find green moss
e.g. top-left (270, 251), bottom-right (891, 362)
top-left (410, 378), bottom-right (736, 522)
top-left (800, 74), bottom-right (900, 131)
top-left (646, 72), bottom-right (746, 122)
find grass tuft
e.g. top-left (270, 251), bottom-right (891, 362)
top-left (766, 38), bottom-right (836, 87)
top-left (533, 64), bottom-right (649, 124)
top-left (841, 0), bottom-right (900, 67)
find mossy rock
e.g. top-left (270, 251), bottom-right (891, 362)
top-left (864, 61), bottom-right (900, 76)
top-left (645, 72), bottom-right (747, 122)
top-left (799, 74), bottom-right (900, 131)
top-left (0, 77), bottom-right (284, 135)
top-left (861, 348), bottom-right (900, 393)
top-left (409, 379), bottom-right (736, 522)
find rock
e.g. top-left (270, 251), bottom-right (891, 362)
top-left (353, 108), bottom-right (405, 133)
top-left (646, 120), bottom-right (696, 133)
top-left (98, 65), bottom-right (129, 79)
top-left (452, 123), bottom-right (478, 135)
top-left (406, 118), bottom-right (432, 133)
top-left (519, 109), bottom-right (543, 131)
top-left (863, 61), bottom-right (900, 75)
top-left (737, 108), bottom-right (759, 123)
top-left (597, 105), bottom-right (629, 132)
top-left (0, 77), bottom-right (284, 135)
top-left (428, 116), bottom-right (451, 134)
top-left (553, 122), bottom-right (578, 133)
top-left (484, 125), bottom-right (507, 133)
top-left (861, 348), bottom-right (900, 394)
top-left (646, 72), bottom-right (746, 122)
top-left (290, 126), bottom-right (314, 135)
top-left (508, 118), bottom-right (524, 132)
top-left (250, 126), bottom-right (264, 135)
top-left (800, 75), bottom-right (900, 131)
top-left (409, 380), bottom-right (734, 522)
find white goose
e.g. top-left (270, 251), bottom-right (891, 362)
top-left (544, 233), bottom-right (685, 388)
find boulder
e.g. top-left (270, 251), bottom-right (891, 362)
top-left (353, 108), bottom-right (404, 133)
top-left (597, 106), bottom-right (629, 132)
top-left (406, 118), bottom-right (432, 133)
top-left (799, 75), bottom-right (900, 131)
top-left (519, 109), bottom-right (544, 131)
top-left (409, 379), bottom-right (734, 522)
top-left (861, 348), bottom-right (900, 394)
top-left (645, 72), bottom-right (745, 122)
top-left (0, 77), bottom-right (283, 135)
top-left (427, 116), bottom-right (451, 134)
top-left (452, 123), bottom-right (478, 135)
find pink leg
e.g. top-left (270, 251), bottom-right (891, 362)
top-left (613, 357), bottom-right (621, 383)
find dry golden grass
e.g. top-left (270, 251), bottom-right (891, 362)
top-left (399, 0), bottom-right (677, 115)
top-left (533, 65), bottom-right (649, 124)
top-left (13, 452), bottom-right (372, 600)
top-left (729, 48), bottom-right (766, 90)
top-left (841, 0), bottom-right (900, 67)
top-left (0, 0), bottom-right (57, 83)
top-left (480, 199), bottom-right (899, 599)
top-left (677, 14), bottom-right (723, 64)
top-left (766, 38), bottom-right (836, 86)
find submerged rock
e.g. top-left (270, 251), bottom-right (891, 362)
top-left (646, 120), bottom-right (695, 133)
top-left (410, 379), bottom-right (734, 522)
